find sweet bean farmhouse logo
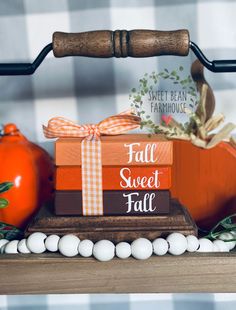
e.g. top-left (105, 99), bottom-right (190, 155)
top-left (129, 67), bottom-right (199, 132)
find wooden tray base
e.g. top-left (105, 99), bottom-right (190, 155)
top-left (25, 199), bottom-right (197, 242)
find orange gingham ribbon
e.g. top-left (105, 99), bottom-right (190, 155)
top-left (43, 110), bottom-right (141, 215)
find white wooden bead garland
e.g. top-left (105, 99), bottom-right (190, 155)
top-left (0, 232), bottom-right (234, 262)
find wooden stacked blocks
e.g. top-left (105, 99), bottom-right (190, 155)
top-left (26, 134), bottom-right (198, 241)
top-left (54, 134), bottom-right (173, 216)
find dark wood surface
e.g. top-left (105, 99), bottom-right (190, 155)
top-left (0, 252), bottom-right (236, 294)
top-left (53, 29), bottom-right (189, 58)
top-left (25, 199), bottom-right (197, 242)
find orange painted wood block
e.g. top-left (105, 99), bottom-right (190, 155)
top-left (56, 166), bottom-right (171, 190)
top-left (55, 134), bottom-right (173, 166)
top-left (171, 140), bottom-right (236, 229)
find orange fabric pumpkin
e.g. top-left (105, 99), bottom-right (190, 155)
top-left (0, 124), bottom-right (54, 229)
top-left (171, 140), bottom-right (236, 229)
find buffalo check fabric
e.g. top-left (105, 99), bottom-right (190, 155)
top-left (1, 0), bottom-right (236, 309)
top-left (0, 0), bottom-right (235, 158)
top-left (2, 293), bottom-right (236, 310)
top-left (81, 139), bottom-right (103, 215)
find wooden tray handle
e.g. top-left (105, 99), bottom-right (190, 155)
top-left (53, 29), bottom-right (190, 58)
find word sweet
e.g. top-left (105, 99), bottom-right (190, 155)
top-left (123, 192), bottom-right (156, 213)
top-left (119, 167), bottom-right (162, 189)
top-left (148, 90), bottom-right (187, 102)
top-left (124, 142), bottom-right (157, 164)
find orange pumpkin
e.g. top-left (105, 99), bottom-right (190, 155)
top-left (171, 139), bottom-right (236, 229)
top-left (0, 124), bottom-right (54, 229)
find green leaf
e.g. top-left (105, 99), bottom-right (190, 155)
top-left (0, 182), bottom-right (14, 194)
top-left (0, 198), bottom-right (9, 209)
top-left (179, 66), bottom-right (184, 71)
top-left (134, 95), bottom-right (141, 102)
top-left (221, 215), bottom-right (236, 229)
top-left (131, 88), bottom-right (136, 93)
top-left (171, 70), bottom-right (177, 76)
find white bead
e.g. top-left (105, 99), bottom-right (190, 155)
top-left (45, 235), bottom-right (60, 252)
top-left (213, 240), bottom-right (229, 252)
top-left (212, 242), bottom-right (220, 252)
top-left (26, 232), bottom-right (47, 254)
top-left (131, 238), bottom-right (153, 260)
top-left (4, 240), bottom-right (19, 254)
top-left (0, 239), bottom-right (9, 253)
top-left (186, 235), bottom-right (199, 252)
top-left (93, 240), bottom-right (115, 262)
top-left (153, 238), bottom-right (168, 256)
top-left (78, 239), bottom-right (94, 258)
top-left (219, 232), bottom-right (236, 250)
top-left (116, 242), bottom-right (131, 259)
top-left (18, 239), bottom-right (31, 254)
top-left (58, 234), bottom-right (80, 257)
top-left (197, 238), bottom-right (213, 252)
top-left (166, 233), bottom-right (187, 255)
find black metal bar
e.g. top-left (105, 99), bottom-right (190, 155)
top-left (0, 43), bottom-right (52, 75)
top-left (211, 60), bottom-right (236, 73)
top-left (0, 41), bottom-right (236, 75)
top-left (190, 41), bottom-right (236, 72)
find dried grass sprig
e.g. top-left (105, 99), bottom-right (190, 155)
top-left (152, 84), bottom-right (236, 149)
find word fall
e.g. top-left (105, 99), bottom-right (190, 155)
top-left (123, 192), bottom-right (157, 213)
top-left (124, 142), bottom-right (157, 164)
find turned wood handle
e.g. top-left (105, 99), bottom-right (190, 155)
top-left (53, 29), bottom-right (190, 58)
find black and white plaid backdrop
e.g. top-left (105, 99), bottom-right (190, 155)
top-left (0, 0), bottom-right (236, 309)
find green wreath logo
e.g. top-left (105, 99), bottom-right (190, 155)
top-left (129, 66), bottom-right (199, 133)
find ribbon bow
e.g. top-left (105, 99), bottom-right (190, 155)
top-left (43, 110), bottom-right (141, 140)
top-left (43, 110), bottom-right (140, 216)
